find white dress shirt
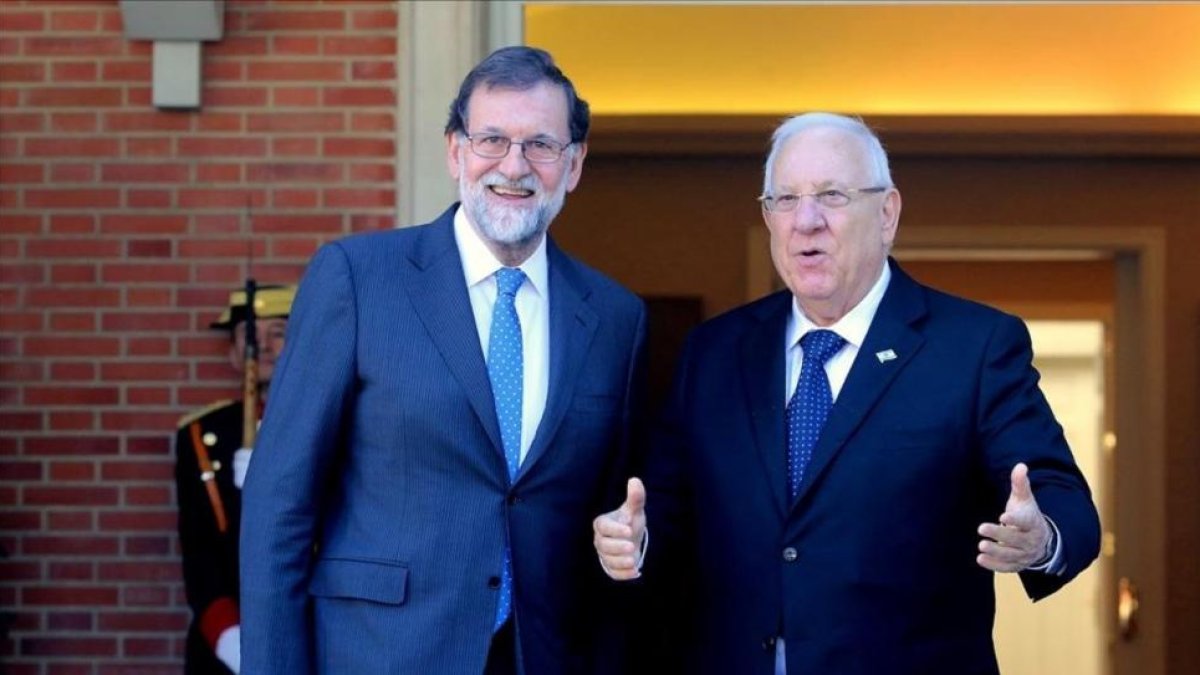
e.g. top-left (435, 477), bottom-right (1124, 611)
top-left (453, 207), bottom-right (549, 465)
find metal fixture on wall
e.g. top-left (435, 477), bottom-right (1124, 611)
top-left (118, 0), bottom-right (224, 110)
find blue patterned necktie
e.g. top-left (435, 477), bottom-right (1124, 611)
top-left (786, 329), bottom-right (846, 500)
top-left (489, 267), bottom-right (525, 631)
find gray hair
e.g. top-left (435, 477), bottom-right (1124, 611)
top-left (762, 112), bottom-right (893, 194)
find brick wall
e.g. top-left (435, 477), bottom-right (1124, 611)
top-left (0, 0), bottom-right (399, 670)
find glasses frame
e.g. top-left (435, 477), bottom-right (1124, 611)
top-left (463, 133), bottom-right (572, 164)
top-left (758, 186), bottom-right (889, 213)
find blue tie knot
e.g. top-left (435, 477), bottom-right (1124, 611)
top-left (800, 329), bottom-right (846, 366)
top-left (495, 267), bottom-right (526, 298)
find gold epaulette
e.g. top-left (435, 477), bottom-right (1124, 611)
top-left (176, 399), bottom-right (235, 430)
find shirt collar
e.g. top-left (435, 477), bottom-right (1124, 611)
top-left (787, 260), bottom-right (892, 351)
top-left (453, 205), bottom-right (548, 296)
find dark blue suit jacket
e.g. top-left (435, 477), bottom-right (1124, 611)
top-left (642, 259), bottom-right (1100, 675)
top-left (240, 205), bottom-right (646, 674)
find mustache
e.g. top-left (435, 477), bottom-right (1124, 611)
top-left (478, 172), bottom-right (540, 192)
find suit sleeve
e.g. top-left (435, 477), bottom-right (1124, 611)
top-left (975, 313), bottom-right (1102, 600)
top-left (239, 243), bottom-right (358, 674)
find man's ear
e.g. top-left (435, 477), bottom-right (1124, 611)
top-left (564, 141), bottom-right (587, 193)
top-left (446, 133), bottom-right (463, 180)
top-left (880, 188), bottom-right (902, 247)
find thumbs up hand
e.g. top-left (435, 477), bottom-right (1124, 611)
top-left (976, 463), bottom-right (1053, 572)
top-left (592, 477), bottom-right (647, 580)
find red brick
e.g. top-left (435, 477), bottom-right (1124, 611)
top-left (193, 214), bottom-right (240, 233)
top-left (26, 87), bottom-right (123, 107)
top-left (248, 162), bottom-right (342, 182)
top-left (126, 137), bottom-right (172, 157)
top-left (350, 111), bottom-right (394, 132)
top-left (97, 363), bottom-right (185, 382)
top-left (0, 37), bottom-right (16, 56)
top-left (351, 214), bottom-right (395, 231)
top-left (25, 286), bottom-right (120, 306)
top-left (100, 411), bottom-right (179, 432)
top-left (49, 312), bottom-right (96, 332)
top-left (102, 112), bottom-right (190, 133)
top-left (0, 163), bottom-right (43, 184)
top-left (101, 264), bottom-right (188, 283)
top-left (127, 337), bottom-right (171, 356)
top-left (0, 11), bottom-right (46, 32)
top-left (248, 111), bottom-right (343, 132)
top-left (21, 636), bottom-right (117, 657)
top-left (272, 189), bottom-right (318, 209)
top-left (248, 61), bottom-right (346, 82)
top-left (178, 239), bottom-right (265, 258)
top-left (128, 189), bottom-right (173, 208)
top-left (47, 411), bottom-right (96, 431)
top-left (325, 188), bottom-right (395, 208)
top-left (195, 263), bottom-right (242, 284)
top-left (126, 239), bottom-right (173, 257)
top-left (0, 62), bottom-right (46, 82)
top-left (51, 61), bottom-right (98, 82)
top-left (24, 488), bottom-right (117, 511)
top-left (195, 163), bottom-right (242, 182)
top-left (100, 163), bottom-right (188, 183)
top-left (125, 436), bottom-right (168, 456)
top-left (0, 361), bottom-right (44, 381)
top-left (177, 188), bottom-right (266, 209)
top-left (273, 35), bottom-right (319, 55)
top-left (323, 137), bottom-right (394, 157)
top-left (47, 560), bottom-right (95, 578)
top-left (0, 462), bottom-right (43, 481)
top-left (349, 163), bottom-right (395, 182)
top-left (323, 86), bottom-right (395, 106)
top-left (23, 534), bottom-right (120, 554)
top-left (124, 636), bottom-right (173, 656)
top-left (25, 386), bottom-right (117, 406)
top-left (0, 112), bottom-right (45, 132)
top-left (0, 560), bottom-right (41, 580)
top-left (98, 610), bottom-right (186, 632)
top-left (0, 264), bottom-right (44, 283)
top-left (125, 386), bottom-right (169, 406)
top-left (46, 111), bottom-right (96, 133)
top-left (99, 512), bottom-right (177, 533)
top-left (50, 10), bottom-right (101, 32)
top-left (25, 138), bottom-right (120, 157)
top-left (100, 313), bottom-right (189, 332)
top-left (50, 164), bottom-right (96, 182)
top-left (127, 85), bottom-right (152, 106)
top-left (25, 189), bottom-right (120, 208)
top-left (353, 8), bottom-right (398, 30)
top-left (272, 136), bottom-right (319, 156)
top-left (101, 60), bottom-right (151, 81)
top-left (49, 461), bottom-right (95, 481)
top-left (245, 9), bottom-right (345, 31)
top-left (196, 112), bottom-right (243, 132)
top-left (274, 86), bottom-right (319, 106)
top-left (179, 137), bottom-right (266, 157)
top-left (123, 586), bottom-right (171, 607)
top-left (0, 214), bottom-right (42, 233)
top-left (251, 262), bottom-right (306, 282)
top-left (48, 214), bottom-right (96, 235)
top-left (99, 213), bottom-right (188, 234)
top-left (25, 337), bottom-right (120, 357)
top-left (253, 214), bottom-right (343, 234)
top-left (25, 436), bottom-right (117, 456)
top-left (203, 86), bottom-right (268, 107)
top-left (207, 35), bottom-right (268, 57)
top-left (26, 36), bottom-right (124, 57)
top-left (124, 486), bottom-right (171, 507)
top-left (203, 60), bottom-right (243, 82)
top-left (47, 612), bottom-right (93, 631)
top-left (325, 36), bottom-right (396, 57)
top-left (51, 361), bottom-right (96, 379)
top-left (49, 264), bottom-right (96, 285)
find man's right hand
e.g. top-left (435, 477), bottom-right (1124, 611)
top-left (592, 477), bottom-right (646, 580)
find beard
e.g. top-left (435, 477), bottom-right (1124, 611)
top-left (459, 162), bottom-right (569, 248)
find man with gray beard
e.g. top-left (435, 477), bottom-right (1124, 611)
top-left (240, 46), bottom-right (646, 675)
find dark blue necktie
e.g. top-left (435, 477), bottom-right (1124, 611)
top-left (786, 329), bottom-right (846, 500)
top-left (489, 267), bottom-right (525, 631)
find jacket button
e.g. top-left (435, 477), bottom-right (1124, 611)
top-left (762, 636), bottom-right (776, 651)
top-left (487, 576), bottom-right (501, 589)
top-left (782, 547), bottom-right (798, 562)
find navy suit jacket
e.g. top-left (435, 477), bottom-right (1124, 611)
top-left (642, 259), bottom-right (1100, 675)
top-left (240, 205), bottom-right (646, 674)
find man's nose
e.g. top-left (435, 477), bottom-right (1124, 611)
top-left (792, 195), bottom-right (826, 232)
top-left (497, 142), bottom-right (533, 176)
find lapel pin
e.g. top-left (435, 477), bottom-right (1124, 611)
top-left (875, 349), bottom-right (897, 364)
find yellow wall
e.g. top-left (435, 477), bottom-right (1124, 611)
top-left (527, 3), bottom-right (1200, 116)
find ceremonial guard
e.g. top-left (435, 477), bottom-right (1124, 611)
top-left (174, 283), bottom-right (294, 674)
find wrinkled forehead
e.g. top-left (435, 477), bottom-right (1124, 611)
top-left (773, 127), bottom-right (875, 187)
top-left (464, 82), bottom-right (571, 138)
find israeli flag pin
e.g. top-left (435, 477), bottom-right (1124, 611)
top-left (875, 349), bottom-right (897, 364)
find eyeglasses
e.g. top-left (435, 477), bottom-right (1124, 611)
top-left (758, 187), bottom-right (888, 213)
top-left (464, 133), bottom-right (571, 164)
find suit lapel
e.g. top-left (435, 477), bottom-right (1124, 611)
top-left (519, 241), bottom-right (598, 479)
top-left (740, 292), bottom-right (792, 519)
top-left (790, 260), bottom-right (928, 509)
top-left (405, 208), bottom-right (505, 456)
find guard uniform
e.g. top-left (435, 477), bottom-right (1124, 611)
top-left (174, 285), bottom-right (293, 674)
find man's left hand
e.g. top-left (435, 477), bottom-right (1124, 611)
top-left (976, 462), bottom-right (1051, 572)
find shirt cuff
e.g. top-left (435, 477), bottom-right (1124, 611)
top-left (1026, 515), bottom-right (1066, 576)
